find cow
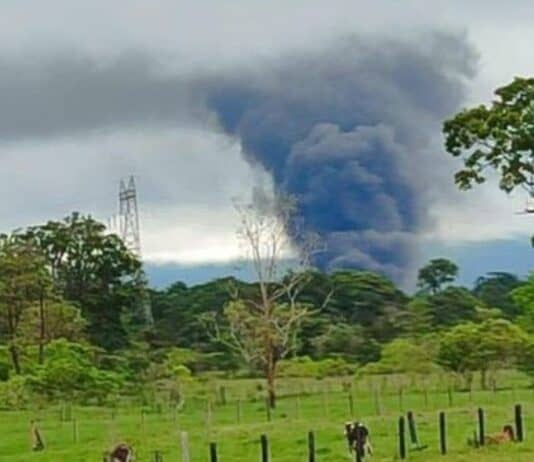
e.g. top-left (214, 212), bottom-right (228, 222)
top-left (468, 425), bottom-right (515, 447)
top-left (486, 425), bottom-right (515, 445)
top-left (345, 421), bottom-right (373, 459)
top-left (109, 443), bottom-right (135, 462)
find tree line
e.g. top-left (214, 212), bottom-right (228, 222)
top-left (150, 258), bottom-right (534, 390)
top-left (1, 208), bottom-right (533, 408)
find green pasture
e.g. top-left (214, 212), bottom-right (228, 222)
top-left (1, 374), bottom-right (533, 461)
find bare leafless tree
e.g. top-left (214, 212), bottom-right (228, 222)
top-left (205, 192), bottom-right (328, 408)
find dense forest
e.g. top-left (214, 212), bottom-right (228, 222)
top-left (1, 211), bottom-right (534, 410)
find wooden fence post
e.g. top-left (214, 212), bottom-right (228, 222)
top-left (348, 392), bottom-right (355, 418)
top-left (322, 388), bottom-right (330, 418)
top-left (478, 408), bottom-right (485, 446)
top-left (210, 443), bottom-right (218, 462)
top-left (407, 411), bottom-right (418, 447)
top-left (515, 404), bottom-right (524, 442)
top-left (181, 431), bottom-right (190, 462)
top-left (469, 383), bottom-right (473, 403)
top-left (207, 400), bottom-right (213, 428)
top-left (439, 412), bottom-right (447, 455)
top-left (72, 418), bottom-right (79, 444)
top-left (63, 403), bottom-right (72, 422)
top-left (260, 434), bottom-right (269, 462)
top-left (236, 399), bottom-right (242, 424)
top-left (219, 386), bottom-right (227, 405)
top-left (265, 398), bottom-right (272, 422)
top-left (374, 389), bottom-right (381, 416)
top-left (31, 421), bottom-right (45, 452)
top-left (398, 416), bottom-right (407, 460)
top-left (308, 431), bottom-right (315, 462)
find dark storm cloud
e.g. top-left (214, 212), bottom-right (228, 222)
top-left (0, 52), bottom-right (202, 140)
top-left (195, 33), bottom-right (477, 281)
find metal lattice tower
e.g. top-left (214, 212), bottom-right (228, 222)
top-left (117, 176), bottom-right (154, 326)
top-left (119, 176), bottom-right (142, 257)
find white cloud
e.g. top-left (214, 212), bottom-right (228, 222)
top-left (0, 127), bottom-right (273, 264)
top-left (141, 206), bottom-right (243, 264)
top-left (426, 186), bottom-right (533, 243)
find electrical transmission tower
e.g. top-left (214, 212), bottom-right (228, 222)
top-left (117, 176), bottom-right (154, 326)
top-left (119, 176), bottom-right (142, 257)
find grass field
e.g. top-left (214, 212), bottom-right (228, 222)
top-left (1, 374), bottom-right (533, 461)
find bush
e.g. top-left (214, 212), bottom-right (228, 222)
top-left (312, 324), bottom-right (381, 364)
top-left (316, 358), bottom-right (357, 378)
top-left (0, 362), bottom-right (9, 382)
top-left (278, 356), bottom-right (356, 378)
top-left (26, 339), bottom-right (124, 404)
top-left (0, 376), bottom-right (30, 409)
top-left (360, 338), bottom-right (439, 375)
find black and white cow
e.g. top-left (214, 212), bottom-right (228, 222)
top-left (345, 421), bottom-right (372, 458)
top-left (109, 443), bottom-right (134, 462)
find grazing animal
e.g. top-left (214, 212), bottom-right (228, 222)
top-left (345, 421), bottom-right (373, 458)
top-left (486, 425), bottom-right (515, 445)
top-left (110, 443), bottom-right (134, 462)
top-left (468, 425), bottom-right (515, 447)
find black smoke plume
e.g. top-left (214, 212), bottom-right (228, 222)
top-left (0, 33), bottom-right (476, 283)
top-left (196, 33), bottom-right (476, 283)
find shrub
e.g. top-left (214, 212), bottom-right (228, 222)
top-left (278, 356), bottom-right (356, 378)
top-left (361, 338), bottom-right (439, 375)
top-left (0, 376), bottom-right (30, 410)
top-left (0, 362), bottom-right (9, 382)
top-left (26, 339), bottom-right (124, 404)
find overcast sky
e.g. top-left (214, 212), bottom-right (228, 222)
top-left (2, 1), bottom-right (534, 286)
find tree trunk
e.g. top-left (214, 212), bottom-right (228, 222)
top-left (38, 291), bottom-right (45, 365)
top-left (464, 371), bottom-right (473, 391)
top-left (266, 360), bottom-right (277, 409)
top-left (9, 344), bottom-right (21, 374)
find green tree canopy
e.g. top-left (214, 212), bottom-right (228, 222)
top-left (417, 258), bottom-right (459, 294)
top-left (444, 77), bottom-right (534, 193)
top-left (438, 319), bottom-right (528, 388)
top-left (362, 338), bottom-right (439, 375)
top-left (312, 323), bottom-right (380, 365)
top-left (328, 270), bottom-right (408, 341)
top-left (0, 235), bottom-right (49, 373)
top-left (27, 339), bottom-right (123, 403)
top-left (399, 296), bottom-right (434, 340)
top-left (23, 213), bottom-right (141, 350)
top-left (426, 286), bottom-right (480, 327)
top-left (511, 274), bottom-right (534, 331)
top-left (474, 272), bottom-right (524, 319)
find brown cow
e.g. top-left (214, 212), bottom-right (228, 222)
top-left (486, 425), bottom-right (515, 445)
